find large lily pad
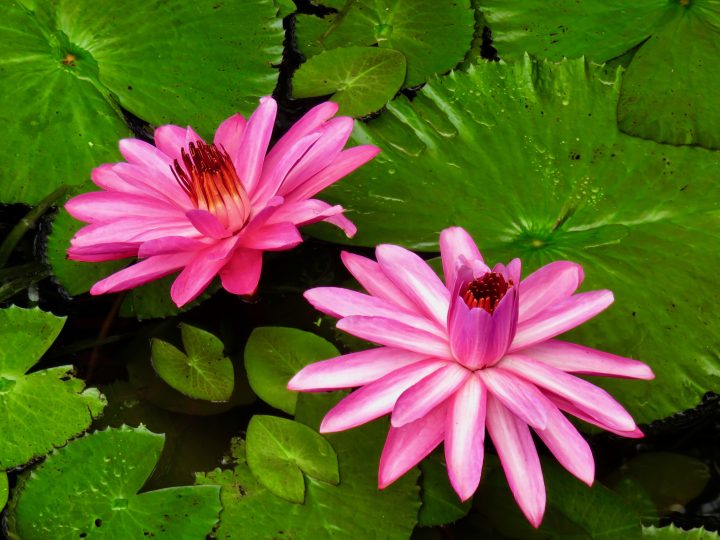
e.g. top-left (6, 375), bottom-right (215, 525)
top-left (7, 425), bottom-right (221, 539)
top-left (295, 0), bottom-right (474, 87)
top-left (195, 393), bottom-right (420, 539)
top-left (311, 57), bottom-right (720, 424)
top-left (0, 306), bottom-right (105, 468)
top-left (480, 0), bottom-right (720, 149)
top-left (0, 0), bottom-right (283, 204)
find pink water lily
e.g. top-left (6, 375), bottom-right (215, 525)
top-left (289, 226), bottom-right (654, 526)
top-left (66, 97), bottom-right (379, 307)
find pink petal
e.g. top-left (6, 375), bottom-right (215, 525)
top-left (486, 395), bottom-right (546, 527)
top-left (214, 113), bottom-right (247, 169)
top-left (251, 132), bottom-right (323, 208)
top-left (119, 138), bottom-right (173, 171)
top-left (236, 96), bottom-right (277, 195)
top-left (445, 374), bottom-right (487, 501)
top-left (154, 125), bottom-right (203, 161)
top-left (500, 355), bottom-right (636, 432)
top-left (280, 117), bottom-right (355, 196)
top-left (67, 243), bottom-right (138, 262)
top-left (336, 316), bottom-right (452, 359)
top-left (340, 251), bottom-right (417, 312)
top-left (519, 339), bottom-right (654, 380)
top-left (479, 367), bottom-right (548, 429)
top-left (511, 290), bottom-right (614, 351)
top-left (287, 347), bottom-right (430, 391)
top-left (111, 162), bottom-right (192, 208)
top-left (219, 248), bottom-right (263, 295)
top-left (170, 237), bottom-right (238, 307)
top-left (378, 403), bottom-right (447, 489)
top-left (237, 222), bottom-right (302, 251)
top-left (90, 252), bottom-right (195, 295)
top-left (319, 359), bottom-right (448, 433)
top-left (323, 212), bottom-right (357, 238)
top-left (91, 164), bottom-right (146, 197)
top-left (376, 244), bottom-right (450, 327)
top-left (71, 218), bottom-right (197, 247)
top-left (266, 199), bottom-right (342, 226)
top-left (439, 226), bottom-right (485, 289)
top-left (185, 209), bottom-right (230, 239)
top-left (66, 192), bottom-right (184, 223)
top-left (519, 261), bottom-right (585, 323)
top-left (391, 363), bottom-right (469, 427)
top-left (546, 393), bottom-right (645, 439)
top-left (284, 145), bottom-right (380, 202)
top-left (138, 236), bottom-right (210, 258)
top-left (535, 399), bottom-right (595, 485)
top-left (304, 287), bottom-right (446, 337)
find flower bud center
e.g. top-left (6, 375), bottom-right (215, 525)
top-left (171, 142), bottom-right (250, 230)
top-left (462, 272), bottom-right (511, 313)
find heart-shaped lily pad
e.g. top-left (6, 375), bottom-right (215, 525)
top-left (311, 57), bottom-right (720, 424)
top-left (7, 425), bottom-right (221, 539)
top-left (481, 0), bottom-right (720, 149)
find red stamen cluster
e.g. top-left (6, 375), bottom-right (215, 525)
top-left (463, 272), bottom-right (511, 314)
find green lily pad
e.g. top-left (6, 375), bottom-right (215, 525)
top-left (151, 323), bottom-right (234, 402)
top-left (0, 306), bottom-right (105, 468)
top-left (195, 393), bottom-right (420, 539)
top-left (311, 56), bottom-right (720, 424)
top-left (292, 46), bottom-right (407, 117)
top-left (481, 0), bottom-right (720, 149)
top-left (418, 451), bottom-right (471, 526)
top-left (7, 425), bottom-right (221, 539)
top-left (295, 0), bottom-right (474, 87)
top-left (0, 0), bottom-right (283, 204)
top-left (246, 415), bottom-right (339, 503)
top-left (244, 326), bottom-right (339, 415)
top-left (644, 526), bottom-right (720, 539)
top-left (0, 472), bottom-right (7, 511)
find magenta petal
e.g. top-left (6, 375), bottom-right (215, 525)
top-left (391, 363), bottom-right (469, 427)
top-left (376, 244), bottom-right (450, 327)
top-left (154, 125), bottom-right (203, 161)
top-left (500, 355), bottom-right (637, 432)
top-left (486, 395), bottom-right (546, 528)
top-left (519, 261), bottom-right (585, 322)
top-left (214, 113), bottom-right (247, 168)
top-left (378, 403), bottom-right (447, 489)
top-left (111, 162), bottom-right (192, 208)
top-left (170, 238), bottom-right (238, 307)
top-left (185, 209), bottom-right (230, 239)
top-left (511, 290), bottom-right (614, 351)
top-left (445, 375), bottom-right (487, 501)
top-left (219, 248), bottom-right (263, 295)
top-left (237, 222), bottom-right (302, 251)
top-left (324, 212), bottom-right (357, 238)
top-left (266, 199), bottom-right (343, 226)
top-left (91, 164), bottom-right (147, 197)
top-left (138, 236), bottom-right (209, 258)
top-left (336, 316), bottom-right (453, 359)
top-left (546, 393), bottom-right (645, 439)
top-left (304, 287), bottom-right (446, 337)
top-left (479, 367), bottom-right (548, 429)
top-left (519, 339), bottom-right (654, 380)
top-left (284, 145), bottom-right (381, 202)
top-left (340, 251), bottom-right (417, 312)
top-left (535, 400), bottom-right (595, 486)
top-left (439, 227), bottom-right (484, 289)
top-left (90, 252), bottom-right (195, 295)
top-left (320, 359), bottom-right (448, 433)
top-left (71, 218), bottom-right (197, 247)
top-left (66, 192), bottom-right (183, 223)
top-left (67, 243), bottom-right (138, 262)
top-left (236, 96), bottom-right (277, 195)
top-left (287, 347), bottom-right (430, 391)
top-left (118, 138), bottom-right (173, 172)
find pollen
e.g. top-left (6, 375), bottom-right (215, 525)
top-left (462, 272), bottom-right (512, 313)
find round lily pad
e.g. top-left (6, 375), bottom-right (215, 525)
top-left (310, 57), bottom-right (720, 424)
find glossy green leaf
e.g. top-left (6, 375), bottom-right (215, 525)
top-left (0, 0), bottom-right (283, 204)
top-left (246, 415), bottom-right (339, 503)
top-left (195, 393), bottom-right (420, 539)
top-left (7, 426), bottom-right (221, 539)
top-left (293, 46), bottom-right (406, 117)
top-left (417, 451), bottom-right (471, 526)
top-left (312, 57), bottom-right (720, 424)
top-left (0, 306), bottom-right (105, 468)
top-left (295, 0), bottom-right (474, 87)
top-left (481, 0), bottom-right (720, 149)
top-left (151, 323), bottom-right (234, 402)
top-left (244, 326), bottom-right (339, 415)
top-left (643, 526), bottom-right (720, 539)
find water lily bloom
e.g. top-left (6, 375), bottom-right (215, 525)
top-left (66, 97), bottom-right (379, 306)
top-left (288, 227), bottom-right (654, 526)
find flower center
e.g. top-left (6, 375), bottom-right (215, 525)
top-left (462, 272), bottom-right (511, 314)
top-left (171, 142), bottom-right (250, 230)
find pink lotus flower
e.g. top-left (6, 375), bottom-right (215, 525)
top-left (66, 97), bottom-right (379, 307)
top-left (289, 227), bottom-right (654, 526)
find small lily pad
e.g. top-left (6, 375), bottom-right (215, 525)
top-left (293, 47), bottom-right (407, 117)
top-left (151, 323), bottom-right (234, 402)
top-left (246, 415), bottom-right (339, 503)
top-left (7, 425), bottom-right (221, 539)
top-left (643, 525), bottom-right (720, 539)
